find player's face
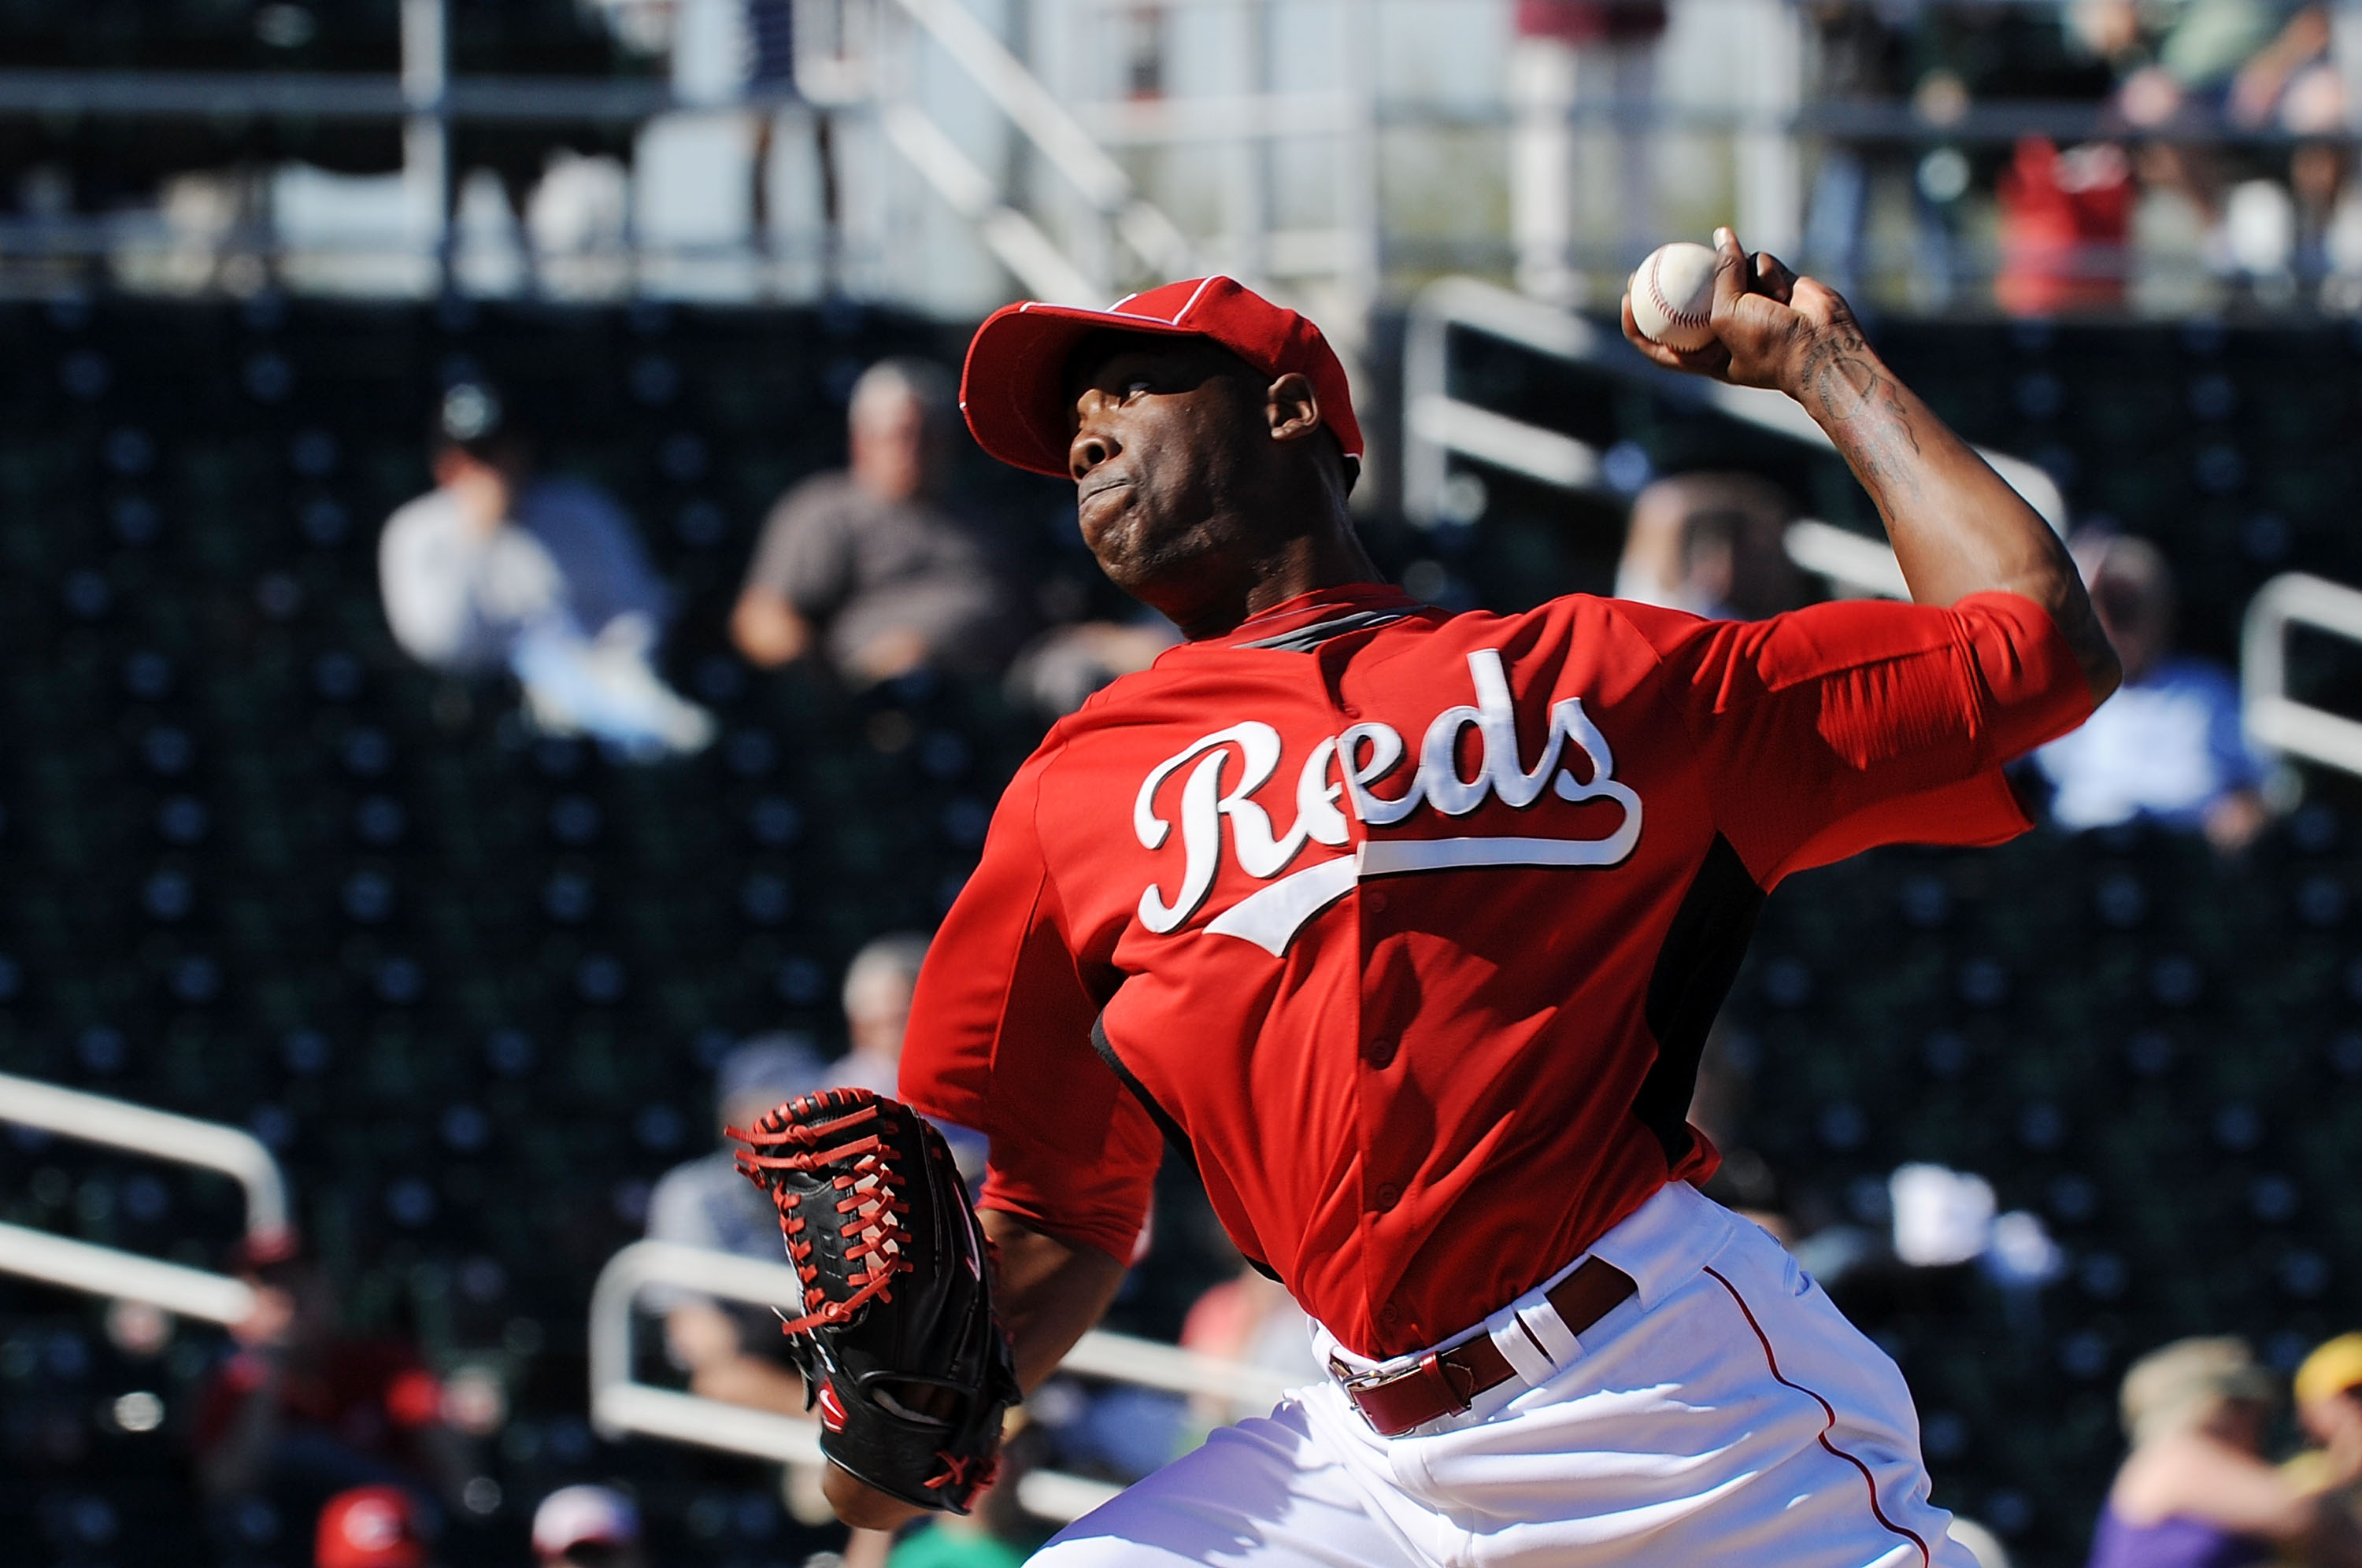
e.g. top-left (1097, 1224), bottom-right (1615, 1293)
top-left (1065, 338), bottom-right (1271, 603)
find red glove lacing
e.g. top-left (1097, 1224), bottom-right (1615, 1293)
top-left (731, 1089), bottom-right (917, 1333)
top-left (926, 1449), bottom-right (1001, 1500)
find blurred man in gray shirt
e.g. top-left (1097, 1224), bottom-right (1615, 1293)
top-left (730, 358), bottom-right (1024, 684)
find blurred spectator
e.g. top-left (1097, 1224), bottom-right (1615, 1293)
top-left (1802, 0), bottom-right (2111, 304)
top-left (885, 1425), bottom-right (1050, 1567)
top-left (1509, 0), bottom-right (1666, 304)
top-left (588, 0), bottom-right (839, 281)
top-left (2290, 1333), bottom-right (2362, 1502)
top-left (1995, 135), bottom-right (2136, 315)
top-left (1179, 1263), bottom-right (1320, 1384)
top-left (738, 0), bottom-right (840, 282)
top-left (379, 382), bottom-right (713, 756)
top-left (2074, 0), bottom-right (2341, 272)
top-left (1005, 616), bottom-right (1181, 721)
top-left (196, 1248), bottom-right (465, 1558)
top-left (2087, 1337), bottom-right (2362, 1566)
top-left (887, 1509), bottom-right (1030, 1568)
top-left (1801, 0), bottom-right (1924, 298)
top-left (316, 1485), bottom-right (431, 1568)
top-left (732, 359), bottom-right (1025, 683)
top-left (531, 1484), bottom-right (645, 1568)
top-left (1615, 473), bottom-right (1808, 620)
top-left (645, 1039), bottom-right (895, 1567)
top-left (2077, 0), bottom-right (2334, 135)
top-left (830, 932), bottom-right (990, 1183)
top-left (1800, 0), bottom-right (2120, 311)
top-left (2031, 534), bottom-right (2268, 850)
top-left (646, 1037), bottom-right (827, 1417)
top-left (831, 933), bottom-right (931, 1096)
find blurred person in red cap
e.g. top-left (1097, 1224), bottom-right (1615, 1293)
top-left (198, 1242), bottom-right (469, 1560)
top-left (851, 253), bottom-right (2119, 1564)
top-left (316, 1485), bottom-right (431, 1568)
top-left (531, 1484), bottom-right (646, 1568)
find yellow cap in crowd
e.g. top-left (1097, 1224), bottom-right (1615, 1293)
top-left (2295, 1333), bottom-right (2362, 1408)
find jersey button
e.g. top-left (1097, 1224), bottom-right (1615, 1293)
top-left (1374, 1182), bottom-right (1401, 1211)
top-left (1380, 1300), bottom-right (1400, 1325)
top-left (1364, 1037), bottom-right (1397, 1068)
top-left (1365, 890), bottom-right (1390, 915)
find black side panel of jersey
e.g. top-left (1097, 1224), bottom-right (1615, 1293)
top-left (1090, 1013), bottom-right (1282, 1282)
top-left (1635, 833), bottom-right (1766, 1167)
top-left (1090, 1013), bottom-right (1196, 1171)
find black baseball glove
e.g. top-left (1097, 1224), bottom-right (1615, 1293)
top-left (731, 1087), bottom-right (1020, 1514)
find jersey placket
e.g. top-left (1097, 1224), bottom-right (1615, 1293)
top-left (1329, 644), bottom-right (1428, 1355)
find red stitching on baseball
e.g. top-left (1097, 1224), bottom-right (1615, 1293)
top-left (1648, 253), bottom-right (1709, 329)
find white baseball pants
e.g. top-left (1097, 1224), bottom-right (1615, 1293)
top-left (1036, 1182), bottom-right (1976, 1568)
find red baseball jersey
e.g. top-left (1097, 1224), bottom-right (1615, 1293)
top-left (901, 582), bottom-right (2090, 1358)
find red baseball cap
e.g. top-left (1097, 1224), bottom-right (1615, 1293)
top-left (316, 1485), bottom-right (428, 1568)
top-left (960, 276), bottom-right (1364, 481)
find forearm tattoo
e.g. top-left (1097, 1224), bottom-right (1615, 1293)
top-left (1795, 327), bottom-right (1922, 508)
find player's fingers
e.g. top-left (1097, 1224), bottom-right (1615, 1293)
top-left (1620, 296), bottom-right (1683, 367)
top-left (1675, 339), bottom-right (1735, 378)
top-left (1709, 227), bottom-right (1750, 315)
top-left (1751, 250), bottom-right (1798, 305)
top-left (1618, 294), bottom-right (1658, 354)
top-left (1622, 295), bottom-right (1727, 375)
top-left (1786, 276), bottom-right (1849, 327)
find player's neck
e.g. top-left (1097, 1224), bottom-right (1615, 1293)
top-left (1169, 527), bottom-right (1386, 642)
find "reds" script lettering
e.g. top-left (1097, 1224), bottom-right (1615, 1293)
top-left (1133, 649), bottom-right (1644, 954)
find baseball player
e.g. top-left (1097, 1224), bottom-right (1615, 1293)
top-left (836, 234), bottom-right (2119, 1564)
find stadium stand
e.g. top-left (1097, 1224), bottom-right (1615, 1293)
top-left (4, 294), bottom-right (2362, 1567)
top-left (0, 0), bottom-right (649, 234)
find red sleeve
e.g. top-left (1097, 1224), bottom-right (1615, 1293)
top-left (899, 740), bottom-right (1164, 1264)
top-left (1612, 590), bottom-right (2094, 886)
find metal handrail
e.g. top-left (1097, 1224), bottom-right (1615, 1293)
top-left (0, 1072), bottom-right (288, 1241)
top-left (880, 103), bottom-right (1098, 305)
top-left (589, 1239), bottom-right (1298, 1522)
top-left (883, 0), bottom-right (1194, 283)
top-left (0, 1222), bottom-right (257, 1326)
top-left (2244, 572), bottom-right (2362, 778)
top-left (1399, 276), bottom-right (2067, 584)
top-left (0, 1073), bottom-right (285, 1326)
top-left (1783, 519), bottom-right (1910, 601)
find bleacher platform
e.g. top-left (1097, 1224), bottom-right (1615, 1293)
top-left (3, 294), bottom-right (2360, 1567)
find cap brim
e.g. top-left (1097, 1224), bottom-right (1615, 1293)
top-left (960, 301), bottom-right (1209, 479)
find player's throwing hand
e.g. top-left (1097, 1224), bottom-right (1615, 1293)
top-left (1620, 227), bottom-right (1859, 400)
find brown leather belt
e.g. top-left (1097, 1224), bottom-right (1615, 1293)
top-left (1329, 1257), bottom-right (1636, 1437)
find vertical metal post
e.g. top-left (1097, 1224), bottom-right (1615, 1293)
top-left (402, 0), bottom-right (450, 281)
top-left (1226, 0), bottom-right (1271, 287)
top-left (1332, 0), bottom-right (1383, 501)
top-left (1343, 0), bottom-right (1380, 314)
top-left (1733, 0), bottom-right (1803, 258)
top-left (1042, 0), bottom-right (1113, 299)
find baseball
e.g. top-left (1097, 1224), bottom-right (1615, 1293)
top-left (1627, 241), bottom-right (1720, 353)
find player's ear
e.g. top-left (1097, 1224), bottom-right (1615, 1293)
top-left (1266, 372), bottom-right (1323, 446)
